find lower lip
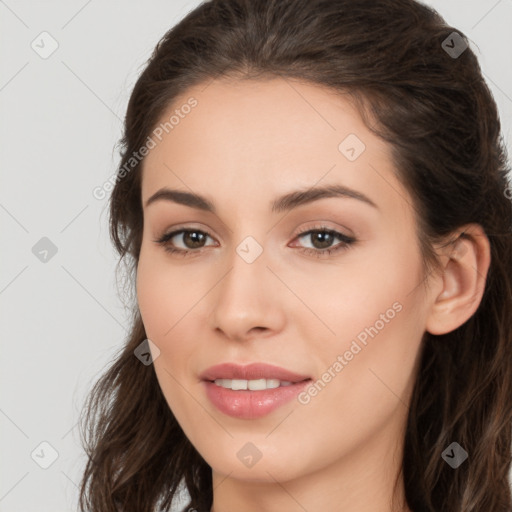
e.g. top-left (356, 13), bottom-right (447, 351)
top-left (203, 380), bottom-right (311, 419)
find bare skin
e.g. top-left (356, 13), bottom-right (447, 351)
top-left (135, 76), bottom-right (490, 512)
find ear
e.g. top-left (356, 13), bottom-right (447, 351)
top-left (425, 224), bottom-right (491, 335)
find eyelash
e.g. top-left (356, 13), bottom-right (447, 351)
top-left (153, 225), bottom-right (356, 259)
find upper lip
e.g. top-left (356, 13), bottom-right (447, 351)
top-left (199, 363), bottom-right (311, 383)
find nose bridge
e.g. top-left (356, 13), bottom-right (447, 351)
top-left (219, 234), bottom-right (269, 309)
top-left (210, 230), bottom-right (283, 339)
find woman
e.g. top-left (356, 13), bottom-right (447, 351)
top-left (78, 0), bottom-right (512, 511)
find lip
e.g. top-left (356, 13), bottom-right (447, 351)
top-left (200, 362), bottom-right (312, 419)
top-left (199, 362), bottom-right (311, 382)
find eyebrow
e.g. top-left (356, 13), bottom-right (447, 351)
top-left (144, 184), bottom-right (378, 213)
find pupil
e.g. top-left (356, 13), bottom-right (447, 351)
top-left (185, 231), bottom-right (205, 248)
top-left (313, 232), bottom-right (332, 249)
top-left (182, 231), bottom-right (334, 250)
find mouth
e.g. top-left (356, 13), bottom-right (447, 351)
top-left (199, 362), bottom-right (313, 419)
top-left (206, 377), bottom-right (311, 390)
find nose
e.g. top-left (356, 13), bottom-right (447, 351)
top-left (209, 241), bottom-right (286, 343)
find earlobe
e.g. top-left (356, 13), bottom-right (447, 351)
top-left (425, 224), bottom-right (491, 336)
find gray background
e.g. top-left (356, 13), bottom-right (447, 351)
top-left (1, 1), bottom-right (511, 511)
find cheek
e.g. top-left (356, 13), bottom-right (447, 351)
top-left (136, 249), bottom-right (210, 405)
top-left (288, 236), bottom-right (423, 350)
top-left (297, 236), bottom-right (426, 406)
top-left (136, 248), bottom-right (204, 339)
top-left (136, 260), bottom-right (170, 339)
top-left (136, 252), bottom-right (201, 414)
top-left (305, 249), bottom-right (425, 417)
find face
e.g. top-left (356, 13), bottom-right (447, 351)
top-left (136, 77), bottom-right (432, 486)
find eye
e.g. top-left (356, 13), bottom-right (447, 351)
top-left (153, 228), bottom-right (217, 256)
top-left (153, 224), bottom-right (357, 258)
top-left (291, 225), bottom-right (356, 258)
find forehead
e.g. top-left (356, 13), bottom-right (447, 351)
top-left (143, 76), bottom-right (381, 165)
top-left (140, 77), bottom-right (408, 219)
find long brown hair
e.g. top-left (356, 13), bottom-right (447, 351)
top-left (78, 0), bottom-right (512, 510)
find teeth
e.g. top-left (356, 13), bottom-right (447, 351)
top-left (213, 378), bottom-right (294, 390)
